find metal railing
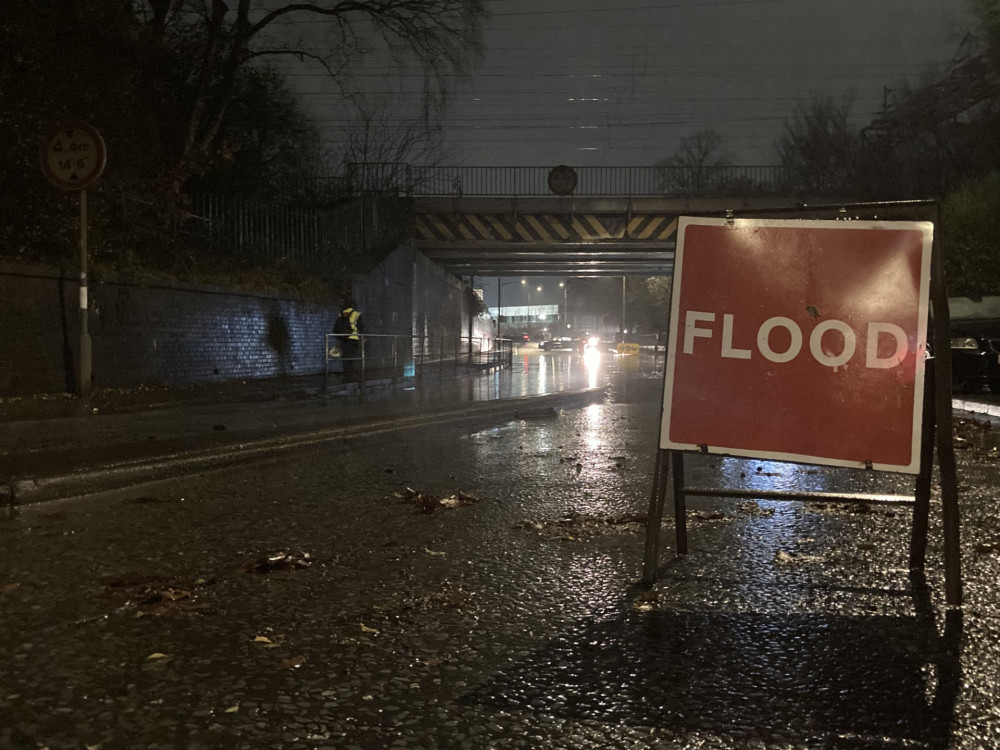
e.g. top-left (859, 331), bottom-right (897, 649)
top-left (324, 333), bottom-right (514, 390)
top-left (185, 193), bottom-right (410, 274)
top-left (344, 163), bottom-right (792, 198)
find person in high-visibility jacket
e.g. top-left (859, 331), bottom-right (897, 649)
top-left (333, 302), bottom-right (364, 378)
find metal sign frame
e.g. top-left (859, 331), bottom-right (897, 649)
top-left (641, 200), bottom-right (962, 607)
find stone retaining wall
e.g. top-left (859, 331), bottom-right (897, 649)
top-left (0, 247), bottom-right (482, 397)
top-left (0, 261), bottom-right (337, 395)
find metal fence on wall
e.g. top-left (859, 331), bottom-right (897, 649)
top-left (178, 164), bottom-right (801, 273)
top-left (343, 163), bottom-right (792, 198)
top-left (186, 193), bottom-right (411, 275)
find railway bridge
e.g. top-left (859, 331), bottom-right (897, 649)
top-left (368, 164), bottom-right (833, 277)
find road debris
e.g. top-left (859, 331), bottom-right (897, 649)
top-left (774, 550), bottom-right (826, 565)
top-left (395, 487), bottom-right (480, 514)
top-left (101, 572), bottom-right (210, 617)
top-left (954, 417), bottom-right (997, 458)
top-left (514, 407), bottom-right (560, 420)
top-left (238, 549), bottom-right (313, 574)
top-left (517, 512), bottom-right (647, 540)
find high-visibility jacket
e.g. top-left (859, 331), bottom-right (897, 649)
top-left (343, 308), bottom-right (361, 341)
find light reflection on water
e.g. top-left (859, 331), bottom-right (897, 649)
top-left (567, 549), bottom-right (625, 618)
top-left (716, 458), bottom-right (835, 494)
top-left (583, 348), bottom-right (602, 388)
top-left (579, 402), bottom-right (606, 453)
top-left (686, 455), bottom-right (914, 499)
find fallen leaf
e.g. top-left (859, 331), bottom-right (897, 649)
top-left (146, 652), bottom-right (170, 661)
top-left (775, 550), bottom-right (825, 564)
top-left (279, 655), bottom-right (305, 670)
top-left (421, 584), bottom-right (471, 609)
top-left (239, 549), bottom-right (312, 574)
top-left (224, 704), bottom-right (240, 713)
top-left (360, 623), bottom-right (380, 635)
top-left (397, 487), bottom-right (480, 513)
top-left (424, 548), bottom-right (446, 557)
top-left (1, 583), bottom-right (20, 594)
top-left (253, 635), bottom-right (283, 648)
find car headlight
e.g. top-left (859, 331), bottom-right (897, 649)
top-left (950, 337), bottom-right (980, 351)
top-left (587, 336), bottom-right (599, 348)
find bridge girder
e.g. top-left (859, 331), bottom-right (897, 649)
top-left (418, 242), bottom-right (674, 277)
top-left (413, 195), bottom-right (796, 278)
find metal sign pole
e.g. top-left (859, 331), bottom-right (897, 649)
top-left (79, 187), bottom-right (91, 396)
top-left (39, 121), bottom-right (106, 397)
top-left (928, 214), bottom-right (962, 607)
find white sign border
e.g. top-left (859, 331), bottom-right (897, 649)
top-left (660, 215), bottom-right (934, 474)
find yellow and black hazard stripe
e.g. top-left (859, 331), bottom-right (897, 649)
top-left (415, 213), bottom-right (679, 243)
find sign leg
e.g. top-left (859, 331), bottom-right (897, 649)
top-left (672, 450), bottom-right (688, 555)
top-left (910, 365), bottom-right (936, 570)
top-left (642, 449), bottom-right (670, 584)
top-left (929, 224), bottom-right (962, 606)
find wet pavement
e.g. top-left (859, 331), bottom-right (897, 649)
top-left (3, 350), bottom-right (1000, 748)
top-left (0, 347), bottom-right (613, 504)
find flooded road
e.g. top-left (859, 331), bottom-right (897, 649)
top-left (2, 353), bottom-right (999, 749)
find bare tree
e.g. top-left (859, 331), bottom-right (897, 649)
top-left (774, 92), bottom-right (861, 196)
top-left (969, 0), bottom-right (1000, 58)
top-left (190, 64), bottom-right (336, 200)
top-left (942, 170), bottom-right (1000, 295)
top-left (134, 0), bottom-right (486, 201)
top-left (335, 104), bottom-right (447, 194)
top-left (655, 128), bottom-right (734, 195)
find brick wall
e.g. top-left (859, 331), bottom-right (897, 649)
top-left (0, 249), bottom-right (481, 397)
top-left (0, 261), bottom-right (337, 396)
top-left (0, 263), bottom-right (78, 395)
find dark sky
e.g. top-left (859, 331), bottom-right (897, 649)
top-left (438, 0), bottom-right (975, 166)
top-left (283, 0), bottom-right (976, 168)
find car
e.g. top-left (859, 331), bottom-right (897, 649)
top-left (539, 336), bottom-right (578, 351)
top-left (950, 318), bottom-right (1000, 394)
top-left (947, 296), bottom-right (1000, 394)
top-left (506, 332), bottom-right (531, 347)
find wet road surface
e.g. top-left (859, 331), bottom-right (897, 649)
top-left (3, 353), bottom-right (1000, 748)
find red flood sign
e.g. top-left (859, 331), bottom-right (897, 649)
top-left (660, 217), bottom-right (933, 473)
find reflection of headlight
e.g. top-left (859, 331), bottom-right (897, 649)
top-left (950, 337), bottom-right (980, 351)
top-left (587, 336), bottom-right (599, 348)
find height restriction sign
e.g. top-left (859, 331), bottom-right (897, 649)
top-left (40, 121), bottom-right (106, 191)
top-left (660, 217), bottom-right (933, 473)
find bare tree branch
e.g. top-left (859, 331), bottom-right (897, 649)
top-left (133, 0), bottom-right (486, 202)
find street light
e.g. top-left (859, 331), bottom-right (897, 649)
top-left (528, 285), bottom-right (542, 323)
top-left (622, 276), bottom-right (627, 342)
top-left (498, 278), bottom-right (520, 334)
top-left (559, 281), bottom-right (568, 330)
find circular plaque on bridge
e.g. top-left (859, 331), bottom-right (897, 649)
top-left (547, 165), bottom-right (577, 196)
top-left (40, 121), bottom-right (107, 191)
